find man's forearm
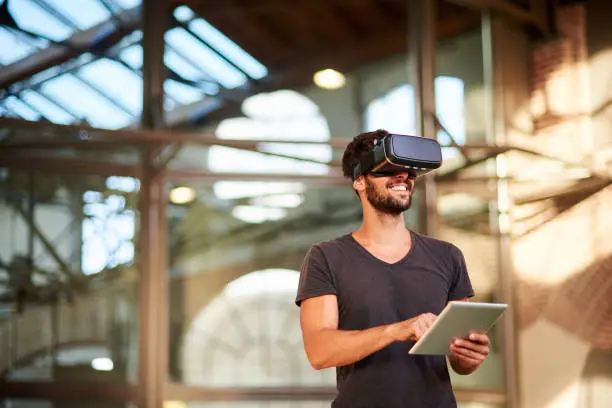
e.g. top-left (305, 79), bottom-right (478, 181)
top-left (304, 324), bottom-right (398, 370)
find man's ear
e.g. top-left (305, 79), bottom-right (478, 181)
top-left (353, 176), bottom-right (366, 193)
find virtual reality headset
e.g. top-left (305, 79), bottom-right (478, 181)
top-left (353, 133), bottom-right (442, 180)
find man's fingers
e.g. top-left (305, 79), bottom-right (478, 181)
top-left (467, 332), bottom-right (490, 345)
top-left (415, 321), bottom-right (428, 338)
top-left (450, 345), bottom-right (486, 362)
top-left (453, 339), bottom-right (489, 355)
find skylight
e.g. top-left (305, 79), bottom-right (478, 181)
top-left (2, 96), bottom-right (40, 121)
top-left (8, 0), bottom-right (73, 42)
top-left (1, 0), bottom-right (268, 129)
top-left (41, 74), bottom-right (133, 128)
top-left (188, 18), bottom-right (268, 80)
top-left (0, 27), bottom-right (38, 65)
top-left (19, 90), bottom-right (75, 124)
top-left (165, 27), bottom-right (248, 89)
top-left (44, 0), bottom-right (111, 31)
top-left (114, 0), bottom-right (142, 9)
top-left (164, 79), bottom-right (204, 106)
top-left (119, 44), bottom-right (142, 69)
top-left (79, 59), bottom-right (143, 116)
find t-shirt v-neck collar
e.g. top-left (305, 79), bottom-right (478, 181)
top-left (346, 231), bottom-right (417, 267)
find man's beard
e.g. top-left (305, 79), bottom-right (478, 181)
top-left (364, 177), bottom-right (412, 215)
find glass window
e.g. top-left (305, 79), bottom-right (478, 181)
top-left (8, 0), bottom-right (73, 42)
top-left (119, 44), bottom-right (142, 70)
top-left (40, 74), bottom-right (133, 129)
top-left (43, 0), bottom-right (111, 31)
top-left (1, 171), bottom-right (139, 385)
top-left (2, 96), bottom-right (41, 121)
top-left (19, 90), bottom-right (75, 124)
top-left (165, 48), bottom-right (209, 83)
top-left (436, 76), bottom-right (466, 159)
top-left (165, 27), bottom-right (247, 89)
top-left (83, 192), bottom-right (135, 275)
top-left (182, 269), bottom-right (335, 386)
top-left (364, 77), bottom-right (466, 160)
top-left (188, 17), bottom-right (268, 80)
top-left (208, 90), bottom-right (332, 175)
top-left (164, 79), bottom-right (205, 106)
top-left (79, 58), bottom-right (143, 116)
top-left (0, 28), bottom-right (39, 65)
top-left (364, 84), bottom-right (416, 134)
top-left (114, 0), bottom-right (141, 8)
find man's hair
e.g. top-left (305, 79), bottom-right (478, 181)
top-left (341, 129), bottom-right (390, 179)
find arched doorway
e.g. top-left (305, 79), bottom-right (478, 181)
top-left (181, 269), bottom-right (335, 387)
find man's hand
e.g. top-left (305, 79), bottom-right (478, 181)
top-left (388, 313), bottom-right (437, 342)
top-left (448, 332), bottom-right (490, 375)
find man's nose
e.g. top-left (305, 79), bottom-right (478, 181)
top-left (392, 172), bottom-right (410, 181)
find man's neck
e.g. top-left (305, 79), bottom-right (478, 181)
top-left (353, 207), bottom-right (411, 247)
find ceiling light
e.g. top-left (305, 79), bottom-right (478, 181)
top-left (91, 357), bottom-right (113, 371)
top-left (313, 69), bottom-right (346, 90)
top-left (232, 205), bottom-right (287, 224)
top-left (170, 186), bottom-right (196, 204)
top-left (250, 194), bottom-right (304, 208)
top-left (213, 181), bottom-right (305, 200)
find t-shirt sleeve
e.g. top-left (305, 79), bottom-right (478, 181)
top-left (447, 245), bottom-right (475, 301)
top-left (295, 245), bottom-right (337, 307)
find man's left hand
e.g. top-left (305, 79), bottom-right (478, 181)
top-left (448, 332), bottom-right (490, 375)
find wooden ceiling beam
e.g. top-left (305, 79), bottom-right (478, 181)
top-left (444, 0), bottom-right (551, 35)
top-left (184, 0), bottom-right (403, 17)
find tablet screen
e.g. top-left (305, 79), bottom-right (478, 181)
top-left (408, 301), bottom-right (507, 355)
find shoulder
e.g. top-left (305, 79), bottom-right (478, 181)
top-left (307, 235), bottom-right (353, 258)
top-left (301, 235), bottom-right (354, 272)
top-left (413, 231), bottom-right (461, 254)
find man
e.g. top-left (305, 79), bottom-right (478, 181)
top-left (295, 129), bottom-right (490, 407)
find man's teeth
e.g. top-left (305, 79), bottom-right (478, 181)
top-left (390, 186), bottom-right (407, 191)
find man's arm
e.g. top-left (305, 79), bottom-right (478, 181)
top-left (300, 294), bottom-right (436, 370)
top-left (447, 297), bottom-right (491, 375)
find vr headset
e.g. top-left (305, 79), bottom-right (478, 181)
top-left (352, 133), bottom-right (442, 180)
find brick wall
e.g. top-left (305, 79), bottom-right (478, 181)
top-left (530, 4), bottom-right (592, 158)
top-left (515, 1), bottom-right (611, 349)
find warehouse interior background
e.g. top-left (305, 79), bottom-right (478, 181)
top-left (0, 0), bottom-right (611, 407)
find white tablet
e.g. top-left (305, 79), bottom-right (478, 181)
top-left (408, 301), bottom-right (507, 355)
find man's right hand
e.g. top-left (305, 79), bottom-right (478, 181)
top-left (388, 313), bottom-right (437, 342)
top-left (301, 295), bottom-right (438, 370)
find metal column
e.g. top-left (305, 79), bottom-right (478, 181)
top-left (409, 0), bottom-right (438, 236)
top-left (141, 0), bottom-right (167, 130)
top-left (138, 0), bottom-right (169, 407)
top-left (482, 11), bottom-right (520, 408)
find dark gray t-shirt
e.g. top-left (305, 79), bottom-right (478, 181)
top-left (295, 231), bottom-right (474, 408)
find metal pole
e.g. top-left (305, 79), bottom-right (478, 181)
top-left (482, 11), bottom-right (520, 408)
top-left (141, 0), bottom-right (167, 130)
top-left (137, 151), bottom-right (168, 408)
top-left (409, 0), bottom-right (438, 236)
top-left (138, 0), bottom-right (169, 407)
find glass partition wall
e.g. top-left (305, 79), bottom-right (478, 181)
top-left (0, 1), bottom-right (513, 407)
